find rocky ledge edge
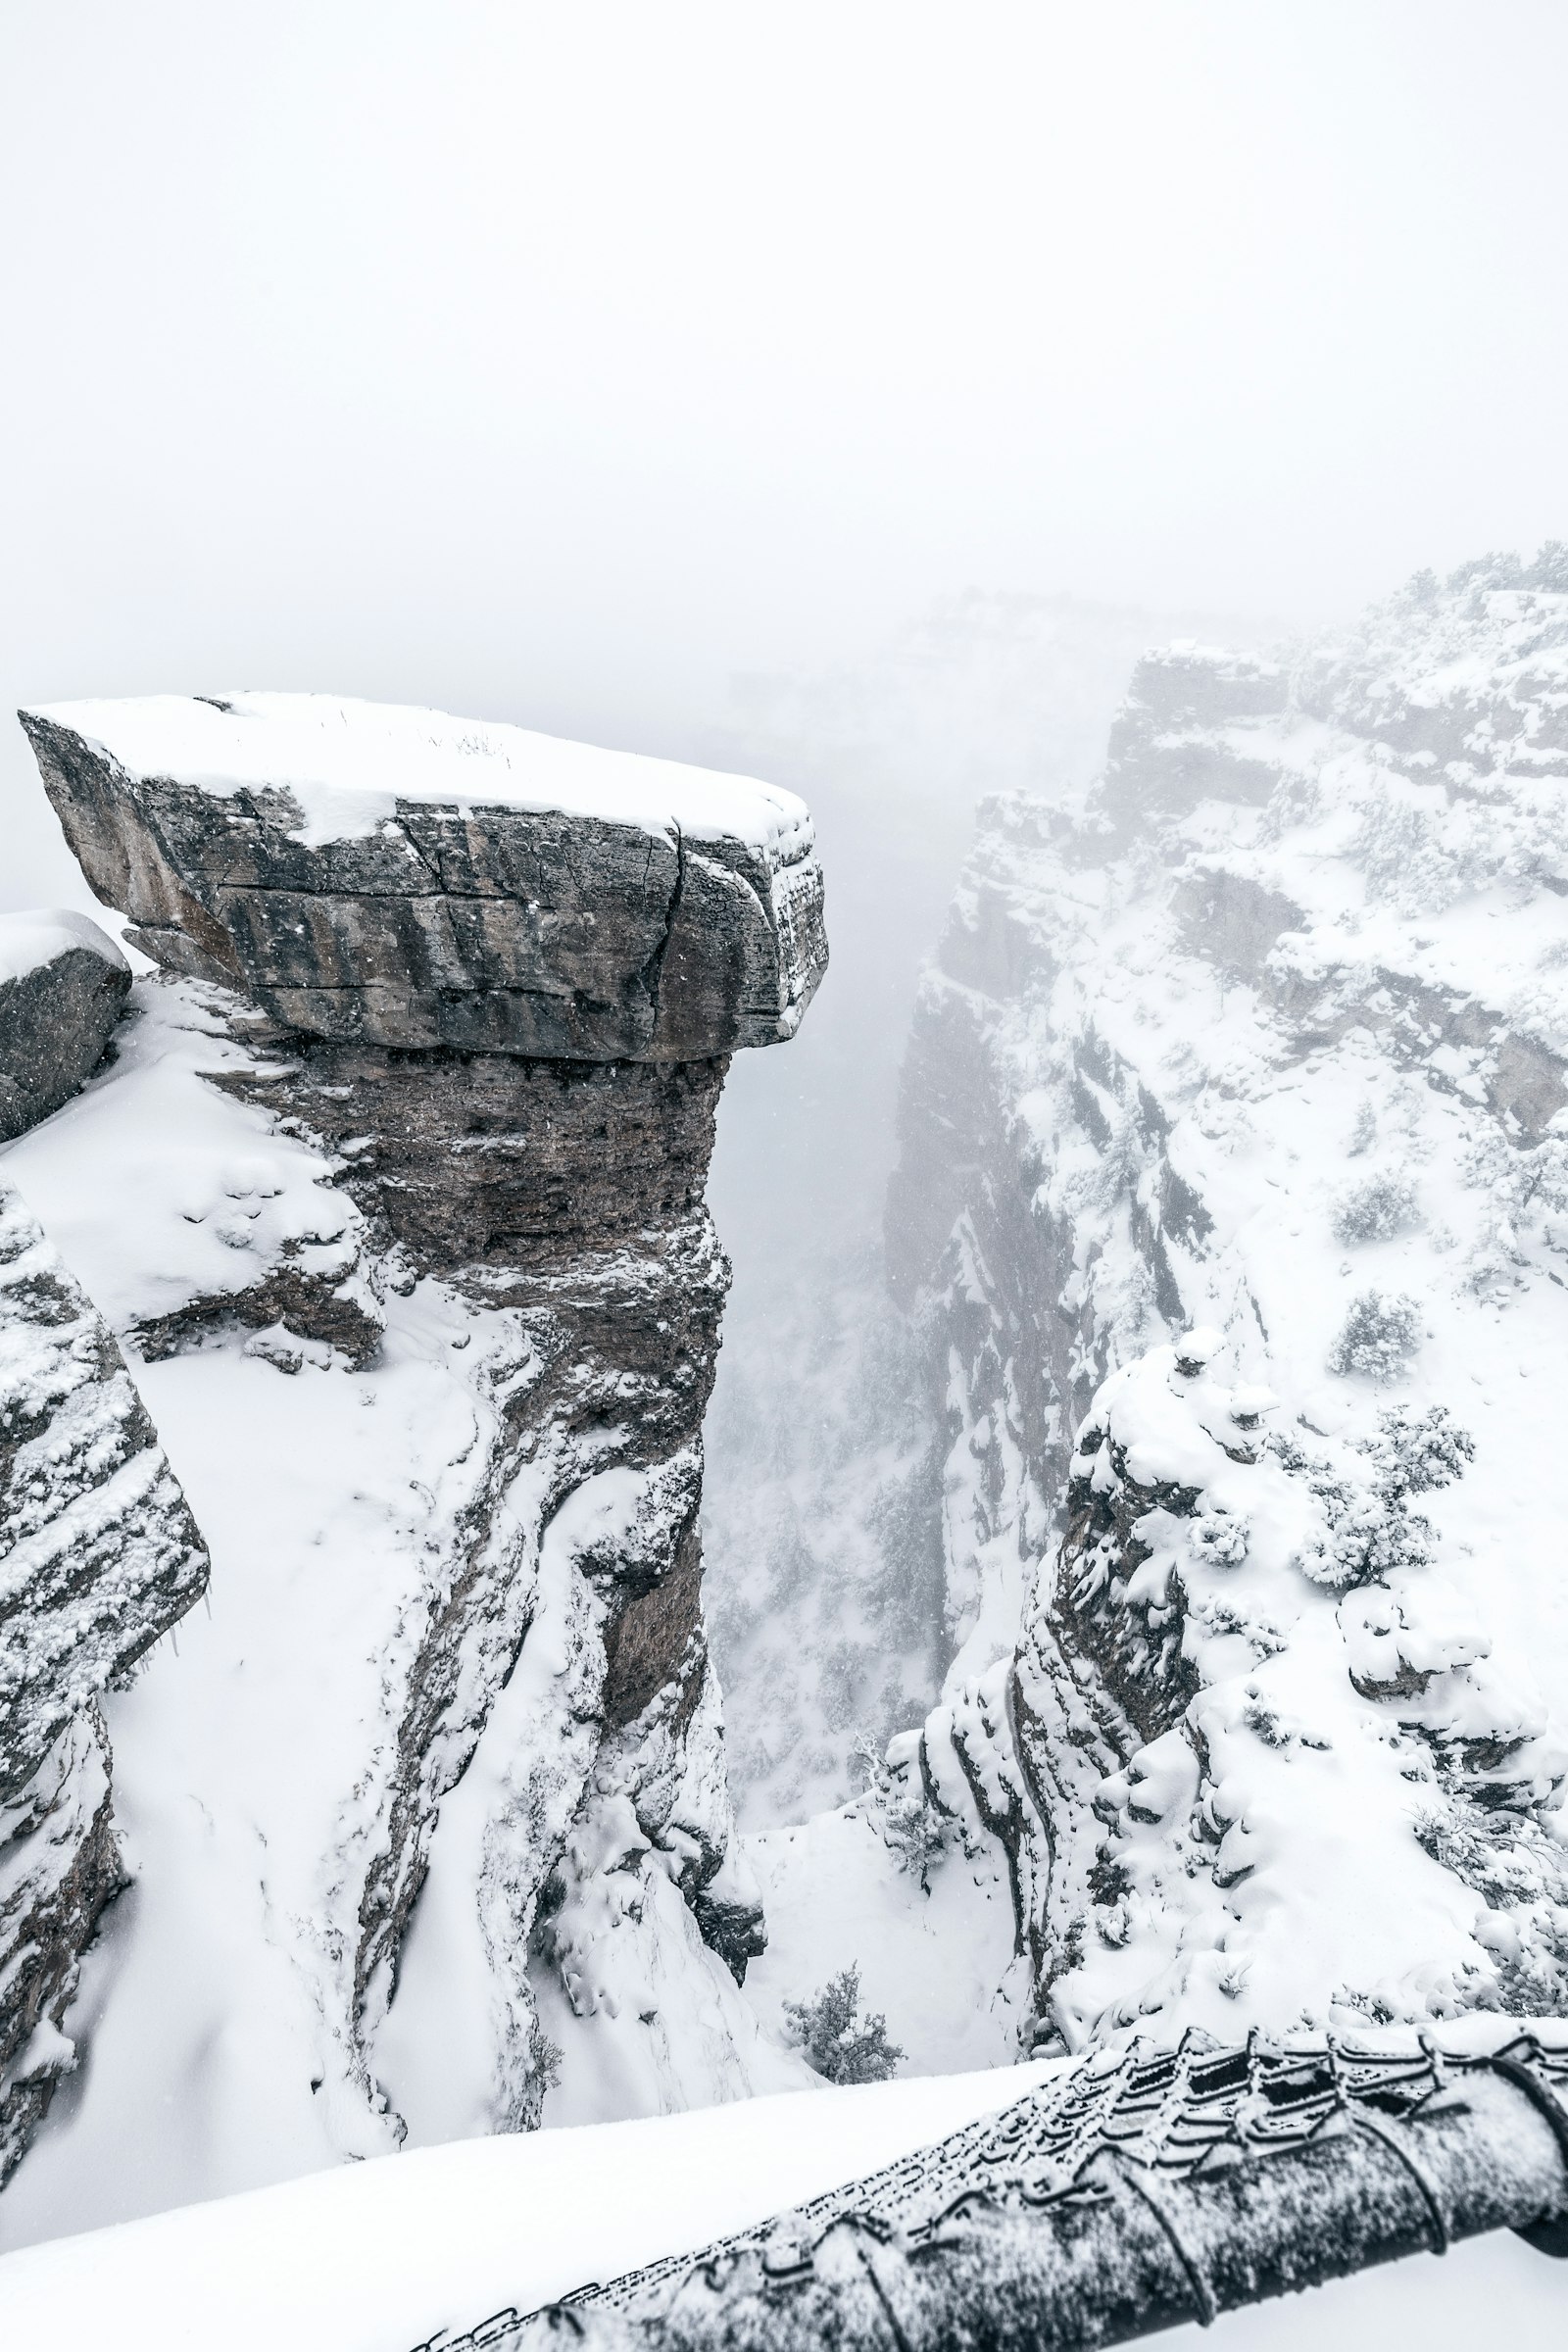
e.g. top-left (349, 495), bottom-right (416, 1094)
top-left (19, 693), bottom-right (828, 1062)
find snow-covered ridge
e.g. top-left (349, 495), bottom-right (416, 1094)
top-left (24, 693), bottom-right (815, 864)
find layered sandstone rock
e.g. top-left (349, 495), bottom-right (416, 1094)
top-left (0, 1176), bottom-right (208, 2181)
top-left (4, 694), bottom-right (826, 2202)
top-left (20, 696), bottom-right (824, 1060)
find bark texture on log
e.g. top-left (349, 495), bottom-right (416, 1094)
top-left (412, 2033), bottom-right (1568, 2352)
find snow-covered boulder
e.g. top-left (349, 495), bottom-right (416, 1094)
top-left (19, 696), bottom-right (826, 1060)
top-left (0, 910), bottom-right (128, 1144)
top-left (0, 1174), bottom-right (207, 2181)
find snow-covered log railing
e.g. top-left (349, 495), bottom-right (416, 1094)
top-left (412, 2032), bottom-right (1568, 2352)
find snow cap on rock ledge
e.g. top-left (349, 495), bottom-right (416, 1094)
top-left (19, 695), bottom-right (828, 1063)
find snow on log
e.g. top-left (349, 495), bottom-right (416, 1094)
top-left (420, 2033), bottom-right (1568, 2352)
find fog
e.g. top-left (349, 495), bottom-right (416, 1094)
top-left (9, 0), bottom-right (1567, 1196)
top-left (5, 4), bottom-right (1568, 1810)
top-left (3, 9), bottom-right (1568, 2267)
top-left (5, 4), bottom-right (1568, 900)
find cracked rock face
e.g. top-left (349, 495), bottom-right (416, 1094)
top-left (0, 1175), bottom-right (208, 2181)
top-left (0, 911), bottom-right (130, 1146)
top-left (21, 696), bottom-right (826, 1060)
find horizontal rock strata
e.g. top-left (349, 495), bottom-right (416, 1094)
top-left (21, 696), bottom-right (826, 1059)
top-left (0, 1175), bottom-right (208, 2180)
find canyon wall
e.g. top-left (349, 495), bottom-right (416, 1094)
top-left (0, 909), bottom-right (207, 2183)
top-left (0, 695), bottom-right (824, 2226)
top-left (884, 552), bottom-right (1568, 2050)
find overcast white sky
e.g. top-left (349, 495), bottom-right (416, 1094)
top-left (4, 2), bottom-right (1567, 903)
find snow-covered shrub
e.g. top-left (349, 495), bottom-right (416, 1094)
top-left (1191, 1507), bottom-right (1250, 1567)
top-left (1366, 1402), bottom-right (1475, 1497)
top-left (1292, 1460), bottom-right (1427, 1588)
top-left (854, 1733), bottom-right (953, 1889)
top-left (782, 1965), bottom-right (903, 2083)
top-left (1353, 778), bottom-right (1468, 915)
top-left (1332, 1173), bottom-right (1419, 1246)
top-left (527, 2017), bottom-right (564, 2096)
top-left (1347, 1102), bottom-right (1378, 1157)
top-left (1455, 1126), bottom-right (1568, 1296)
top-left (1272, 1403), bottom-right (1473, 1590)
top-left (1327, 1289), bottom-right (1422, 1381)
top-left (1461, 1125), bottom-right (1568, 1224)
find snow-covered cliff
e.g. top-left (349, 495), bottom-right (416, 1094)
top-left (866, 551), bottom-right (1568, 2053)
top-left (0, 697), bottom-right (827, 2238)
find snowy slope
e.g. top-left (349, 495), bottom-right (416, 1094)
top-left (0, 970), bottom-right (804, 2248)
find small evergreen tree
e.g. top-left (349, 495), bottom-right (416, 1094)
top-left (1271, 1403), bottom-right (1473, 1591)
top-left (1366, 1402), bottom-right (1475, 1498)
top-left (783, 1965), bottom-right (904, 2083)
top-left (1332, 1173), bottom-right (1419, 1245)
top-left (854, 1733), bottom-right (953, 1890)
top-left (1327, 1289), bottom-right (1422, 1382)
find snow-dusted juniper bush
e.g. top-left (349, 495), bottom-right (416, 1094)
top-left (1332, 1173), bottom-right (1419, 1246)
top-left (783, 1965), bottom-right (904, 2084)
top-left (1327, 1288), bottom-right (1423, 1382)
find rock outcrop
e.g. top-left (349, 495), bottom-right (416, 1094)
top-left (4, 693), bottom-right (825, 2206)
top-left (882, 551), bottom-right (1568, 2051)
top-left (0, 911), bottom-right (129, 1145)
top-left (0, 1175), bottom-right (208, 2181)
top-left (20, 695), bottom-right (824, 1061)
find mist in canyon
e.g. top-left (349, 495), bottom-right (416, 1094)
top-left (5, 11), bottom-right (1568, 2335)
top-left (7, 1), bottom-right (1567, 1822)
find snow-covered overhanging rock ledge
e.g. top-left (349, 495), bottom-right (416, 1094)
top-left (0, 696), bottom-right (826, 2237)
top-left (20, 695), bottom-right (824, 1059)
top-left (871, 549), bottom-right (1568, 2057)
